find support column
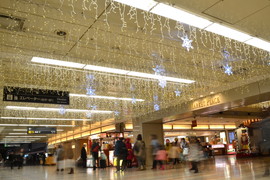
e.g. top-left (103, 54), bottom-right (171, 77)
top-left (142, 120), bottom-right (164, 167)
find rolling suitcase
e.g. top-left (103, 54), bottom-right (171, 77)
top-left (100, 159), bottom-right (106, 169)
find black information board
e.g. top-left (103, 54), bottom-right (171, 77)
top-left (3, 86), bottom-right (69, 105)
top-left (27, 127), bottom-right (57, 134)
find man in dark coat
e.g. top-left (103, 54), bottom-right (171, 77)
top-left (114, 138), bottom-right (127, 172)
top-left (81, 144), bottom-right (87, 168)
top-left (91, 140), bottom-right (100, 170)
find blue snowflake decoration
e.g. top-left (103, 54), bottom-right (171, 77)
top-left (158, 78), bottom-right (167, 88)
top-left (224, 64), bottom-right (233, 75)
top-left (131, 96), bottom-right (137, 104)
top-left (153, 95), bottom-right (158, 101)
top-left (86, 87), bottom-right (96, 95)
top-left (130, 84), bottom-right (135, 91)
top-left (181, 35), bottom-right (193, 51)
top-left (154, 104), bottom-right (160, 111)
top-left (86, 111), bottom-right (92, 118)
top-left (222, 49), bottom-right (230, 60)
top-left (86, 74), bottom-right (95, 81)
top-left (59, 106), bottom-right (66, 115)
top-left (114, 111), bottom-right (120, 116)
top-left (153, 65), bottom-right (165, 76)
top-left (91, 105), bottom-right (97, 110)
top-left (174, 89), bottom-right (181, 96)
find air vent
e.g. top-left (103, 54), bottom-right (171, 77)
top-left (0, 14), bottom-right (25, 31)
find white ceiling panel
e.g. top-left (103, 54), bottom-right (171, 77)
top-left (204, 0), bottom-right (270, 24)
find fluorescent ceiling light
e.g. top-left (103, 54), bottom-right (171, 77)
top-left (13, 129), bottom-right (27, 131)
top-left (245, 38), bottom-right (270, 52)
top-left (150, 3), bottom-right (212, 29)
top-left (9, 133), bottom-right (27, 135)
top-left (6, 106), bottom-right (113, 114)
top-left (5, 136), bottom-right (46, 138)
top-left (205, 23), bottom-right (252, 42)
top-left (113, 0), bottom-right (158, 11)
top-left (0, 124), bottom-right (75, 127)
top-left (31, 57), bottom-right (86, 69)
top-left (70, 94), bottom-right (145, 101)
top-left (32, 57), bottom-right (195, 84)
top-left (1, 117), bottom-right (91, 121)
top-left (84, 65), bottom-right (129, 75)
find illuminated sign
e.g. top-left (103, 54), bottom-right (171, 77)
top-left (192, 96), bottom-right (221, 109)
top-left (27, 127), bottom-right (57, 134)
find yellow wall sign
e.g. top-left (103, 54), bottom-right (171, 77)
top-left (192, 96), bottom-right (221, 110)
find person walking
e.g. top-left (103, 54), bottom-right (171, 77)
top-left (188, 139), bottom-right (202, 173)
top-left (150, 134), bottom-right (160, 169)
top-left (81, 144), bottom-right (87, 168)
top-left (155, 145), bottom-right (167, 170)
top-left (91, 140), bottom-right (100, 170)
top-left (133, 134), bottom-right (146, 170)
top-left (169, 143), bottom-right (180, 168)
top-left (114, 138), bottom-right (127, 172)
top-left (125, 138), bottom-right (134, 168)
top-left (65, 143), bottom-right (75, 174)
top-left (56, 144), bottom-right (65, 171)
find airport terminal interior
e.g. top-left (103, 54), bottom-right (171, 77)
top-left (0, 0), bottom-right (270, 179)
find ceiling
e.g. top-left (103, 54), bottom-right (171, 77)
top-left (0, 0), bottom-right (270, 143)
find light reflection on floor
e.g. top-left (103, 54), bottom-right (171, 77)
top-left (0, 155), bottom-right (270, 180)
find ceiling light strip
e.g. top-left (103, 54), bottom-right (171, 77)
top-left (1, 117), bottom-right (91, 121)
top-left (70, 93), bottom-right (145, 101)
top-left (5, 106), bottom-right (113, 114)
top-left (0, 124), bottom-right (75, 127)
top-left (31, 57), bottom-right (195, 84)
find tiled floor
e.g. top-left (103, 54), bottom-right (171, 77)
top-left (0, 156), bottom-right (270, 180)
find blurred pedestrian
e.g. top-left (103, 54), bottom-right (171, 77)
top-left (125, 138), bottom-right (134, 168)
top-left (133, 134), bottom-right (146, 170)
top-left (155, 145), bottom-right (167, 170)
top-left (151, 134), bottom-right (160, 169)
top-left (91, 140), bottom-right (100, 170)
top-left (81, 144), bottom-right (87, 168)
top-left (114, 138), bottom-right (127, 172)
top-left (65, 143), bottom-right (74, 174)
top-left (56, 144), bottom-right (64, 171)
top-left (169, 143), bottom-right (180, 168)
top-left (188, 139), bottom-right (202, 173)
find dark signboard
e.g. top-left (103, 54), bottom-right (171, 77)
top-left (191, 120), bottom-right (197, 127)
top-left (3, 86), bottom-right (69, 105)
top-left (27, 127), bottom-right (57, 134)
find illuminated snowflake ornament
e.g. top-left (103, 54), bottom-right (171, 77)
top-left (181, 35), bottom-right (193, 51)
top-left (158, 78), bottom-right (167, 88)
top-left (154, 104), bottom-right (160, 111)
top-left (114, 111), bottom-right (120, 116)
top-left (153, 65), bottom-right (165, 75)
top-left (222, 49), bottom-right (230, 60)
top-left (86, 111), bottom-right (92, 118)
top-left (224, 64), bottom-right (233, 75)
top-left (86, 87), bottom-right (96, 95)
top-left (59, 106), bottom-right (66, 115)
top-left (132, 96), bottom-right (137, 104)
top-left (86, 74), bottom-right (95, 81)
top-left (174, 89), bottom-right (181, 96)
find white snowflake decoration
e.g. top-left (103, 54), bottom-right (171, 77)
top-left (158, 78), bottom-right (167, 88)
top-left (154, 104), bottom-right (160, 111)
top-left (174, 89), bottom-right (181, 96)
top-left (131, 96), bottom-right (137, 104)
top-left (59, 106), bottom-right (66, 115)
top-left (86, 111), bottom-right (92, 118)
top-left (153, 65), bottom-right (165, 76)
top-left (224, 64), bottom-right (233, 75)
top-left (181, 35), bottom-right (193, 51)
top-left (86, 87), bottom-right (96, 95)
top-left (114, 111), bottom-right (120, 116)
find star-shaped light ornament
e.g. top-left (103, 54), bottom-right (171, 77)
top-left (131, 96), bottom-right (137, 104)
top-left (86, 87), bottom-right (96, 95)
top-left (181, 35), bottom-right (193, 51)
top-left (174, 89), bottom-right (181, 96)
top-left (114, 111), bottom-right (120, 116)
top-left (224, 64), bottom-right (233, 75)
top-left (154, 104), bottom-right (160, 111)
top-left (153, 65), bottom-right (165, 76)
top-left (59, 106), bottom-right (66, 115)
top-left (86, 74), bottom-right (95, 81)
top-left (86, 111), bottom-right (92, 118)
top-left (158, 78), bottom-right (167, 88)
top-left (222, 49), bottom-right (230, 60)
top-left (91, 105), bottom-right (97, 110)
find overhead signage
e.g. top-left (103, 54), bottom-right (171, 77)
top-left (192, 95), bottom-right (221, 110)
top-left (3, 86), bottom-right (69, 105)
top-left (27, 127), bottom-right (57, 134)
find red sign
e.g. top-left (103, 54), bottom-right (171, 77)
top-left (191, 120), bottom-right (197, 127)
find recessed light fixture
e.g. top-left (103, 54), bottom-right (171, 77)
top-left (200, 95), bottom-right (203, 98)
top-left (5, 106), bottom-right (113, 114)
top-left (190, 98), bottom-right (194, 100)
top-left (210, 92), bottom-right (214, 94)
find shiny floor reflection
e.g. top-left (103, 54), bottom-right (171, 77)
top-left (0, 156), bottom-right (270, 180)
